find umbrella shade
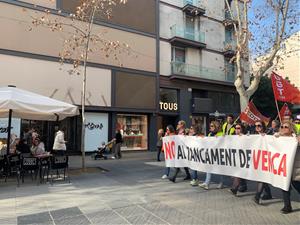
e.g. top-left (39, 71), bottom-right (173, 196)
top-left (0, 86), bottom-right (79, 121)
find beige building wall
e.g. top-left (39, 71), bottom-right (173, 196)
top-left (0, 2), bottom-right (156, 73)
top-left (0, 54), bottom-right (111, 107)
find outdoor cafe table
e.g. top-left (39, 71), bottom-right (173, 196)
top-left (34, 153), bottom-right (52, 184)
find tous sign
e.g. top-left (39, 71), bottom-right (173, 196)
top-left (159, 102), bottom-right (178, 111)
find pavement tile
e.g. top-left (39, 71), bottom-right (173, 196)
top-left (54, 214), bottom-right (90, 225)
top-left (17, 212), bottom-right (52, 225)
top-left (86, 210), bottom-right (130, 225)
top-left (50, 207), bottom-right (83, 220)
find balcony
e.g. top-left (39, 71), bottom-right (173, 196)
top-left (169, 24), bottom-right (206, 48)
top-left (223, 10), bottom-right (238, 28)
top-left (223, 40), bottom-right (236, 58)
top-left (171, 61), bottom-right (235, 83)
top-left (182, 0), bottom-right (205, 16)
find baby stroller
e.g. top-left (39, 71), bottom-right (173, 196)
top-left (92, 140), bottom-right (114, 160)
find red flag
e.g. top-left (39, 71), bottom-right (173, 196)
top-left (279, 103), bottom-right (292, 120)
top-left (240, 101), bottom-right (270, 125)
top-left (271, 72), bottom-right (300, 104)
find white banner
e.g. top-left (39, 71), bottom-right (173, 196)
top-left (163, 135), bottom-right (299, 191)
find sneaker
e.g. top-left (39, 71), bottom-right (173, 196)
top-left (161, 174), bottom-right (168, 179)
top-left (217, 182), bottom-right (224, 189)
top-left (253, 197), bottom-right (260, 205)
top-left (190, 179), bottom-right (199, 186)
top-left (199, 183), bottom-right (209, 190)
top-left (281, 206), bottom-right (292, 214)
top-left (229, 188), bottom-right (237, 196)
top-left (169, 177), bottom-right (176, 183)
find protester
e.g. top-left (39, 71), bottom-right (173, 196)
top-left (52, 126), bottom-right (67, 156)
top-left (253, 121), bottom-right (273, 204)
top-left (169, 121), bottom-right (191, 182)
top-left (275, 122), bottom-right (300, 214)
top-left (113, 129), bottom-right (123, 159)
top-left (162, 125), bottom-right (175, 179)
top-left (230, 123), bottom-right (246, 195)
top-left (293, 116), bottom-right (300, 135)
top-left (189, 125), bottom-right (204, 186)
top-left (222, 114), bottom-right (235, 135)
top-left (199, 120), bottom-right (223, 190)
top-left (30, 137), bottom-right (46, 156)
top-left (156, 129), bottom-right (164, 162)
top-left (266, 120), bottom-right (279, 135)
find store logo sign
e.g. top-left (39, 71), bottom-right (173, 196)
top-left (85, 122), bottom-right (104, 130)
top-left (159, 102), bottom-right (178, 111)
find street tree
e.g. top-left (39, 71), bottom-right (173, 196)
top-left (224, 0), bottom-right (297, 111)
top-left (28, 0), bottom-right (130, 170)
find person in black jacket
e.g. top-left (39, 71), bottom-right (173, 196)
top-left (113, 129), bottom-right (123, 159)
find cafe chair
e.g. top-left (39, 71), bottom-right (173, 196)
top-left (20, 157), bottom-right (39, 184)
top-left (6, 154), bottom-right (21, 185)
top-left (49, 155), bottom-right (70, 185)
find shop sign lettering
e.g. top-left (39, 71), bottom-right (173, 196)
top-left (159, 102), bottom-right (178, 111)
top-left (85, 122), bottom-right (103, 130)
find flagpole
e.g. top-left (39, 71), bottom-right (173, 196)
top-left (275, 100), bottom-right (282, 124)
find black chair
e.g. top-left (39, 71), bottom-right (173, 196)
top-left (0, 156), bottom-right (6, 180)
top-left (49, 155), bottom-right (70, 185)
top-left (6, 154), bottom-right (21, 185)
top-left (20, 157), bottom-right (39, 184)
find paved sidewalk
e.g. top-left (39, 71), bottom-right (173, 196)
top-left (0, 151), bottom-right (299, 225)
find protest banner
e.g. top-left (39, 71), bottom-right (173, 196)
top-left (163, 135), bottom-right (298, 191)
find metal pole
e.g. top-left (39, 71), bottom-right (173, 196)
top-left (6, 109), bottom-right (12, 155)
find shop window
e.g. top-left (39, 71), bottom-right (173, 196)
top-left (116, 114), bottom-right (148, 150)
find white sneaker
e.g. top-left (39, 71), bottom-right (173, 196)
top-left (199, 183), bottom-right (209, 190)
top-left (161, 174), bottom-right (168, 179)
top-left (217, 182), bottom-right (224, 189)
top-left (190, 179), bottom-right (199, 186)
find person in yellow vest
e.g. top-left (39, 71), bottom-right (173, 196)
top-left (294, 116), bottom-right (300, 135)
top-left (222, 114), bottom-right (235, 135)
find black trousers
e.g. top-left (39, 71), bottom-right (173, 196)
top-left (282, 181), bottom-right (300, 208)
top-left (255, 182), bottom-right (272, 200)
top-left (157, 146), bottom-right (162, 161)
top-left (171, 167), bottom-right (191, 179)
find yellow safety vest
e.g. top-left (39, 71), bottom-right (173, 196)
top-left (222, 122), bottom-right (235, 135)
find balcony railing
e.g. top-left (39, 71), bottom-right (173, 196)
top-left (170, 24), bottom-right (205, 43)
top-left (182, 0), bottom-right (205, 16)
top-left (171, 61), bottom-right (235, 82)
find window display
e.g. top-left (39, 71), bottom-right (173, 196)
top-left (116, 114), bottom-right (148, 150)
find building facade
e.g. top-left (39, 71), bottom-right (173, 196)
top-left (0, 0), bottom-right (159, 153)
top-left (158, 0), bottom-right (250, 134)
top-left (0, 0), bottom-right (250, 153)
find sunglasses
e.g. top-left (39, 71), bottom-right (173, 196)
top-left (255, 124), bottom-right (262, 127)
top-left (281, 125), bottom-right (289, 129)
top-left (235, 127), bottom-right (241, 130)
top-left (210, 125), bottom-right (215, 127)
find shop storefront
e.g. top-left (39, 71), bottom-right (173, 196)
top-left (157, 88), bottom-right (179, 130)
top-left (116, 114), bottom-right (148, 150)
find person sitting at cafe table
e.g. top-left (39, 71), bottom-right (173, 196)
top-left (31, 137), bottom-right (46, 156)
top-left (16, 139), bottom-right (30, 154)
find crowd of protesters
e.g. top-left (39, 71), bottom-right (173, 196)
top-left (157, 114), bottom-right (300, 214)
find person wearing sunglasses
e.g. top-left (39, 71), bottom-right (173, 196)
top-left (161, 125), bottom-right (175, 179)
top-left (275, 122), bottom-right (300, 214)
top-left (199, 121), bottom-right (223, 190)
top-left (253, 121), bottom-right (273, 204)
top-left (229, 123), bottom-right (247, 195)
